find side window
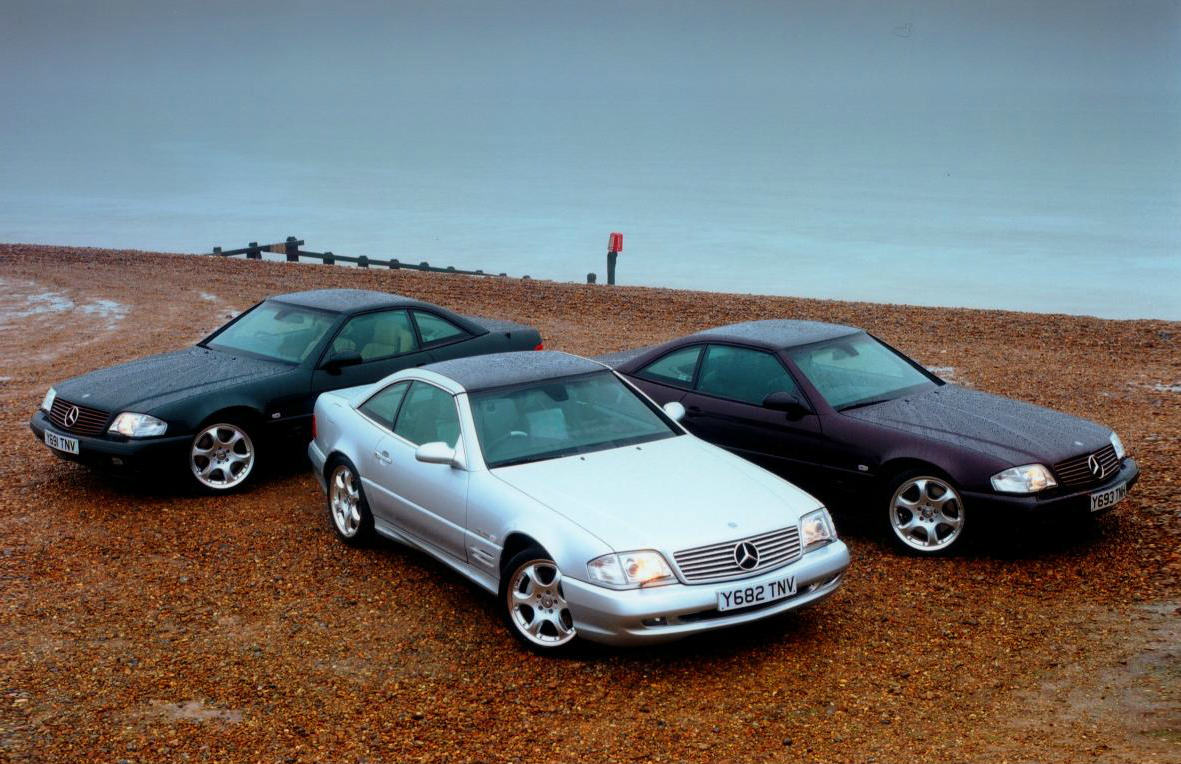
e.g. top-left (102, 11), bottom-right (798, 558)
top-left (412, 311), bottom-right (467, 346)
top-left (358, 381), bottom-right (410, 430)
top-left (637, 346), bottom-right (702, 387)
top-left (332, 310), bottom-right (418, 362)
top-left (696, 345), bottom-right (799, 405)
top-left (392, 382), bottom-right (461, 447)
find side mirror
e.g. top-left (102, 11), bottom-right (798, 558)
top-left (415, 441), bottom-right (459, 467)
top-left (322, 350), bottom-right (363, 374)
top-left (763, 391), bottom-right (811, 419)
top-left (662, 401), bottom-right (687, 423)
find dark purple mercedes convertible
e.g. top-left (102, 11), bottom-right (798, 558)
top-left (600, 320), bottom-right (1138, 554)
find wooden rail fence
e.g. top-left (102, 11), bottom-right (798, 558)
top-left (209, 236), bottom-right (523, 278)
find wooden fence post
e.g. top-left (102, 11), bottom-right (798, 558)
top-left (213, 247), bottom-right (222, 256)
top-left (389, 258), bottom-right (400, 269)
top-left (323, 251), bottom-right (334, 265)
top-left (247, 242), bottom-right (261, 260)
top-left (358, 255), bottom-right (369, 268)
top-left (285, 236), bottom-right (300, 262)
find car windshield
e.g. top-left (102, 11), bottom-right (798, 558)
top-left (788, 333), bottom-right (936, 411)
top-left (469, 371), bottom-right (680, 468)
top-left (205, 301), bottom-right (337, 364)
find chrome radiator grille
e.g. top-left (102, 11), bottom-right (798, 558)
top-left (673, 526), bottom-right (801, 584)
top-left (1053, 444), bottom-right (1120, 488)
top-left (48, 398), bottom-right (110, 436)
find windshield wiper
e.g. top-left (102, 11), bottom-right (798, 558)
top-left (838, 397), bottom-right (897, 412)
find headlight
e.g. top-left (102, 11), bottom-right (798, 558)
top-left (800, 507), bottom-right (836, 552)
top-left (108, 412), bottom-right (168, 438)
top-left (586, 550), bottom-right (676, 589)
top-left (40, 387), bottom-right (56, 412)
top-left (990, 464), bottom-right (1057, 494)
top-left (1110, 432), bottom-right (1126, 460)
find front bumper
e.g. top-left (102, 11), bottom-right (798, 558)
top-left (562, 541), bottom-right (851, 645)
top-left (962, 457), bottom-right (1139, 516)
top-left (29, 410), bottom-right (190, 472)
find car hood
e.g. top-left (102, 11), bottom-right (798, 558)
top-left (54, 346), bottom-right (291, 413)
top-left (843, 384), bottom-right (1112, 466)
top-left (489, 434), bottom-right (823, 554)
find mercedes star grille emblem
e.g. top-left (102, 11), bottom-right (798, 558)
top-left (64, 405), bottom-right (80, 428)
top-left (1087, 453), bottom-right (1104, 479)
top-left (734, 541), bottom-right (759, 570)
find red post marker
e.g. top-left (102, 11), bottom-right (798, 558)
top-left (607, 232), bottom-right (623, 285)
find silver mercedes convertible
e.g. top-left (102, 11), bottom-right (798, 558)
top-left (308, 351), bottom-right (849, 650)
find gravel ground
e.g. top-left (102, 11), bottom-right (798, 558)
top-left (1, 244), bottom-right (1178, 763)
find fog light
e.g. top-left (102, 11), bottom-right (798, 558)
top-left (642, 616), bottom-right (668, 627)
top-left (111, 457), bottom-right (124, 466)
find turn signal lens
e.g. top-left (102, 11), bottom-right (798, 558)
top-left (1110, 432), bottom-right (1126, 460)
top-left (40, 387), bottom-right (56, 412)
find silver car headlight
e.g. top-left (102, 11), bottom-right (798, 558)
top-left (990, 464), bottom-right (1057, 494)
top-left (586, 550), bottom-right (676, 589)
top-left (108, 412), bottom-right (168, 438)
top-left (40, 387), bottom-right (56, 412)
top-left (1110, 432), bottom-right (1126, 460)
top-left (800, 507), bottom-right (836, 552)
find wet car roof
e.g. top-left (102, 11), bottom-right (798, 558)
top-left (425, 351), bottom-right (604, 392)
top-left (270, 288), bottom-right (428, 313)
top-left (689, 320), bottom-right (862, 348)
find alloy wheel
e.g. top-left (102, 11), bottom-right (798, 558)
top-left (330, 464), bottom-right (362, 537)
top-left (190, 422), bottom-right (254, 490)
top-left (507, 559), bottom-right (576, 647)
top-left (889, 475), bottom-right (964, 552)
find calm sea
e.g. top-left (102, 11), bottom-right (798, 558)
top-left (1, 92), bottom-right (1177, 320)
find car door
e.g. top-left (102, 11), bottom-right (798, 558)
top-left (310, 309), bottom-right (433, 397)
top-left (627, 345), bottom-right (702, 405)
top-left (372, 380), bottom-right (468, 560)
top-left (353, 380), bottom-right (412, 524)
top-left (680, 344), bottom-right (829, 485)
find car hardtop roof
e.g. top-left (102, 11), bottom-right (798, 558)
top-left (424, 351), bottom-right (606, 392)
top-left (688, 319), bottom-right (863, 349)
top-left (269, 288), bottom-right (437, 314)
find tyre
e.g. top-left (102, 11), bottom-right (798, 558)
top-left (885, 469), bottom-right (966, 555)
top-left (326, 459), bottom-right (374, 545)
top-left (499, 547), bottom-right (577, 652)
top-left (189, 419), bottom-right (257, 493)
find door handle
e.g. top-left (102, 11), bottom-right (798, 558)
top-left (373, 450), bottom-right (392, 464)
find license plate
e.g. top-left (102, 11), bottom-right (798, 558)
top-left (1090, 481), bottom-right (1127, 512)
top-left (44, 430), bottom-right (79, 455)
top-left (717, 574), bottom-right (796, 612)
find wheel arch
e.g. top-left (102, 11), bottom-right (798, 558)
top-left (499, 532), bottom-right (548, 573)
top-left (196, 405), bottom-right (266, 431)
